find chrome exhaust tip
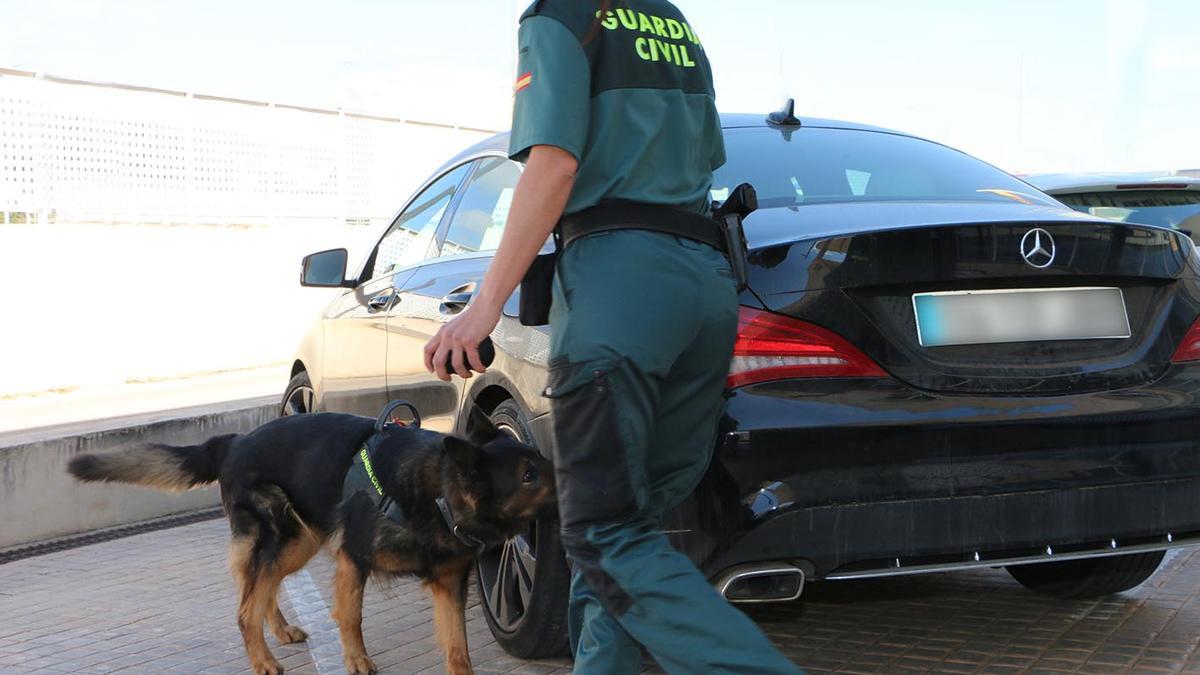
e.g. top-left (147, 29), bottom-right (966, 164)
top-left (715, 562), bottom-right (805, 603)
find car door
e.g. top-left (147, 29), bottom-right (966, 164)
top-left (385, 156), bottom-right (523, 431)
top-left (319, 162), bottom-right (472, 415)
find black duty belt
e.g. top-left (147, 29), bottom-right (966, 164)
top-left (559, 201), bottom-right (728, 254)
top-left (519, 188), bottom-right (758, 326)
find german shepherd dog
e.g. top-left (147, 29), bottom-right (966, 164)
top-left (67, 405), bottom-right (555, 675)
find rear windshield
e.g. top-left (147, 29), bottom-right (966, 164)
top-left (712, 126), bottom-right (1057, 209)
top-left (1054, 190), bottom-right (1200, 231)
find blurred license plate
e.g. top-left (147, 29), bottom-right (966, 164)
top-left (913, 287), bottom-right (1130, 347)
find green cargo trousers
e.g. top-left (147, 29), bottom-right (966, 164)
top-left (546, 230), bottom-right (800, 674)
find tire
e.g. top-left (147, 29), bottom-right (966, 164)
top-left (280, 371), bottom-right (316, 416)
top-left (475, 399), bottom-right (571, 658)
top-left (1006, 550), bottom-right (1165, 599)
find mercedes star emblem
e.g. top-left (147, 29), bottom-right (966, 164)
top-left (1020, 228), bottom-right (1055, 269)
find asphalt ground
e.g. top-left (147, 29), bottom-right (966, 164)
top-left (4, 520), bottom-right (1200, 674)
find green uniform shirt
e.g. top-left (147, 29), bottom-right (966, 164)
top-left (508, 0), bottom-right (726, 215)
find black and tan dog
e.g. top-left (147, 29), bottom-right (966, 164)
top-left (67, 406), bottom-right (554, 675)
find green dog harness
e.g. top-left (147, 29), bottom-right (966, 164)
top-left (341, 400), bottom-right (486, 551)
top-left (343, 441), bottom-right (406, 525)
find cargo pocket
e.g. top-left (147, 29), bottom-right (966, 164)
top-left (543, 358), bottom-right (638, 529)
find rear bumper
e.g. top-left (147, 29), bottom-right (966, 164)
top-left (709, 477), bottom-right (1200, 579)
top-left (691, 365), bottom-right (1200, 579)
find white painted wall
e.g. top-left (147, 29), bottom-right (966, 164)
top-left (0, 71), bottom-right (496, 397)
top-left (0, 70), bottom-right (493, 224)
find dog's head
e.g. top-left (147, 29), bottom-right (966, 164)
top-left (441, 405), bottom-right (556, 540)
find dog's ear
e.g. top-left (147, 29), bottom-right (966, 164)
top-left (443, 436), bottom-right (480, 477)
top-left (463, 405), bottom-right (500, 445)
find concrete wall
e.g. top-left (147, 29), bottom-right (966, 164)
top-left (0, 398), bottom-right (277, 549)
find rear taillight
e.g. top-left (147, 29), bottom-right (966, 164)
top-left (1171, 318), bottom-right (1200, 363)
top-left (728, 308), bottom-right (887, 387)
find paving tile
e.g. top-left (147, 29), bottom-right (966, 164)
top-left (4, 520), bottom-right (1200, 673)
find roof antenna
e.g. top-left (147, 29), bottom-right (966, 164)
top-left (767, 98), bottom-right (801, 126)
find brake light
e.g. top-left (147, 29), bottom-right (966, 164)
top-left (728, 308), bottom-right (887, 387)
top-left (1171, 318), bottom-right (1200, 363)
top-left (1116, 183), bottom-right (1190, 190)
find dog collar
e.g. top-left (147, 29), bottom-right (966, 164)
top-left (436, 496), bottom-right (486, 552)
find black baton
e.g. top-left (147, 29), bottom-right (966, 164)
top-left (442, 336), bottom-right (496, 375)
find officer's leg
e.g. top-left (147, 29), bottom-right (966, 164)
top-left (549, 232), bottom-right (677, 672)
top-left (548, 353), bottom-right (659, 673)
top-left (634, 241), bottom-right (799, 673)
top-left (645, 236), bottom-right (742, 516)
top-left (582, 246), bottom-right (795, 674)
top-left (567, 568), bottom-right (641, 672)
top-left (548, 233), bottom-right (798, 674)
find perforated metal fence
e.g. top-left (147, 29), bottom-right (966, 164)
top-left (0, 69), bottom-right (497, 226)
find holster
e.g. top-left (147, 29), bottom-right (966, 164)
top-left (518, 188), bottom-right (758, 325)
top-left (712, 183), bottom-right (757, 291)
top-left (718, 213), bottom-right (750, 291)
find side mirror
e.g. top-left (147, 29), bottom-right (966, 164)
top-left (301, 249), bottom-right (353, 288)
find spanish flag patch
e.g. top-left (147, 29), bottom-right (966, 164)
top-left (514, 72), bottom-right (532, 93)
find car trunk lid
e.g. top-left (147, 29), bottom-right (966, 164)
top-left (745, 201), bottom-right (1198, 395)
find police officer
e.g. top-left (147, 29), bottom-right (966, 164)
top-left (425, 1), bottom-right (800, 672)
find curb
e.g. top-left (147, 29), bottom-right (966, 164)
top-left (0, 396), bottom-right (277, 548)
top-left (0, 507), bottom-right (225, 565)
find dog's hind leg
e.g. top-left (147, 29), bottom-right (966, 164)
top-left (267, 603), bottom-right (307, 646)
top-left (427, 559), bottom-right (473, 675)
top-left (331, 550), bottom-right (375, 675)
top-left (266, 534), bottom-right (321, 645)
top-left (229, 536), bottom-right (285, 675)
top-left (228, 485), bottom-right (318, 674)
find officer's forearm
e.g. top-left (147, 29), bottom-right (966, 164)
top-left (474, 145), bottom-right (577, 312)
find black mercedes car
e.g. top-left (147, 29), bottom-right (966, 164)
top-left (287, 110), bottom-right (1200, 658)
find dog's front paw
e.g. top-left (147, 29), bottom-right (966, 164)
top-left (251, 656), bottom-right (284, 675)
top-left (344, 653), bottom-right (376, 674)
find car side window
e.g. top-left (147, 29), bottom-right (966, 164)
top-left (367, 163), bottom-right (471, 280)
top-left (440, 157), bottom-right (523, 257)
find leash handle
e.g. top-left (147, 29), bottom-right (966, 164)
top-left (376, 400), bottom-right (421, 432)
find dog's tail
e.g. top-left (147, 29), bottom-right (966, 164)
top-left (67, 434), bottom-right (237, 492)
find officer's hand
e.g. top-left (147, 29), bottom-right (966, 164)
top-left (424, 303), bottom-right (500, 381)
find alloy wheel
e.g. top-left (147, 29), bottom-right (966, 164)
top-left (478, 421), bottom-right (539, 632)
top-left (282, 384), bottom-right (315, 416)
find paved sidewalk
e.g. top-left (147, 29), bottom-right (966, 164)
top-left (3, 519), bottom-right (1200, 674)
top-left (0, 365), bottom-right (288, 436)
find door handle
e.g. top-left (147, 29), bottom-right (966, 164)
top-left (440, 292), bottom-right (474, 314)
top-left (367, 288), bottom-right (398, 313)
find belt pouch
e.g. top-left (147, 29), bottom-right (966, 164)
top-left (519, 244), bottom-right (558, 327)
